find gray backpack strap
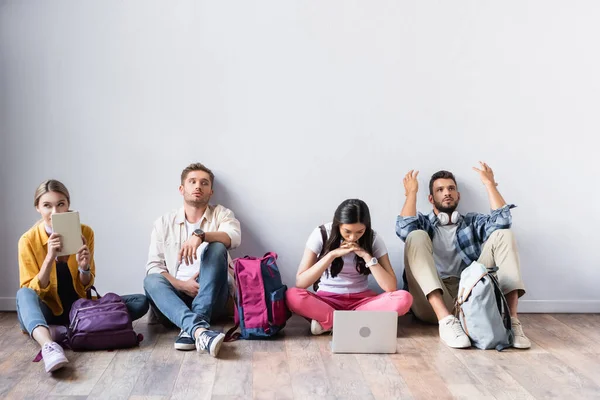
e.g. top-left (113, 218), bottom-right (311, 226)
top-left (489, 273), bottom-right (514, 351)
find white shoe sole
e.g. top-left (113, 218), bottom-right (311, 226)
top-left (207, 333), bottom-right (225, 357)
top-left (174, 342), bottom-right (196, 351)
top-left (440, 336), bottom-right (471, 349)
top-left (45, 358), bottom-right (69, 373)
top-left (443, 340), bottom-right (471, 349)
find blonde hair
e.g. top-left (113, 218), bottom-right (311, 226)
top-left (34, 179), bottom-right (71, 208)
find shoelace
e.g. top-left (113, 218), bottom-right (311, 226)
top-left (196, 332), bottom-right (210, 350)
top-left (44, 342), bottom-right (61, 354)
top-left (512, 321), bottom-right (525, 336)
top-left (179, 330), bottom-right (192, 339)
top-left (450, 319), bottom-right (466, 338)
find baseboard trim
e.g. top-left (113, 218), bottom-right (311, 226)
top-left (517, 300), bottom-right (600, 313)
top-left (1, 297), bottom-right (599, 313)
top-left (0, 297), bottom-right (16, 311)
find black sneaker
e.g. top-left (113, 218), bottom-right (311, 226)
top-left (195, 329), bottom-right (225, 357)
top-left (174, 330), bottom-right (196, 351)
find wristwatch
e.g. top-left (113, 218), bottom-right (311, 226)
top-left (365, 257), bottom-right (378, 268)
top-left (192, 228), bottom-right (206, 242)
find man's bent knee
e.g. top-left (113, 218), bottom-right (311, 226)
top-left (143, 273), bottom-right (169, 293)
top-left (406, 230), bottom-right (431, 246)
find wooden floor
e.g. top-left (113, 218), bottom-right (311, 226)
top-left (0, 312), bottom-right (599, 400)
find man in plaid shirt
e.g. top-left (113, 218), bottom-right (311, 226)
top-left (396, 163), bottom-right (529, 349)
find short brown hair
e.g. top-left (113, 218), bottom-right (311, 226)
top-left (429, 170), bottom-right (457, 195)
top-left (180, 163), bottom-right (214, 186)
top-left (34, 179), bottom-right (71, 207)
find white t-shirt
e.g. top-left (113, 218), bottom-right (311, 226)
top-left (175, 220), bottom-right (209, 281)
top-left (305, 222), bottom-right (388, 294)
top-left (432, 224), bottom-right (466, 278)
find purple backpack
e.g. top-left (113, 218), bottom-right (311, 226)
top-left (225, 252), bottom-right (290, 340)
top-left (66, 287), bottom-right (142, 351)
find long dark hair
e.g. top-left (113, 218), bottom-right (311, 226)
top-left (319, 199), bottom-right (374, 279)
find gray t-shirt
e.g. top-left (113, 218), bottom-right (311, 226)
top-left (432, 224), bottom-right (466, 278)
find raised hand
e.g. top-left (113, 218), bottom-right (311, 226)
top-left (472, 161), bottom-right (498, 187)
top-left (403, 170), bottom-right (419, 196)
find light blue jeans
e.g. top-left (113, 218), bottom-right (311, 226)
top-left (143, 242), bottom-right (229, 337)
top-left (16, 287), bottom-right (149, 335)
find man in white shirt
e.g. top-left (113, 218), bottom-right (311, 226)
top-left (144, 163), bottom-right (241, 357)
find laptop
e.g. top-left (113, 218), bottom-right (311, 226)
top-left (331, 310), bottom-right (398, 354)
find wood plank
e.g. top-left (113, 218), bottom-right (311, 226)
top-left (453, 350), bottom-right (536, 400)
top-left (319, 350), bottom-right (374, 400)
top-left (170, 349), bottom-right (217, 400)
top-left (0, 312), bottom-right (20, 328)
top-left (4, 346), bottom-right (61, 399)
top-left (0, 326), bottom-right (43, 397)
top-left (284, 325), bottom-right (335, 400)
top-left (50, 349), bottom-right (116, 396)
top-left (501, 352), bottom-right (600, 399)
top-left (411, 338), bottom-right (495, 399)
top-left (129, 328), bottom-right (185, 397)
top-left (211, 335), bottom-right (253, 398)
top-left (0, 311), bottom-right (599, 400)
top-left (389, 349), bottom-right (453, 400)
top-left (552, 314), bottom-right (600, 351)
top-left (250, 336), bottom-right (286, 353)
top-left (391, 320), bottom-right (454, 400)
top-left (355, 354), bottom-right (413, 400)
top-left (0, 325), bottom-right (26, 365)
top-left (513, 315), bottom-right (600, 388)
top-left (252, 351), bottom-right (293, 400)
top-left (87, 322), bottom-right (161, 400)
top-left (521, 314), bottom-right (599, 353)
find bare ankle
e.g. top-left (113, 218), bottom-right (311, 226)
top-left (427, 290), bottom-right (451, 321)
top-left (194, 328), bottom-right (208, 339)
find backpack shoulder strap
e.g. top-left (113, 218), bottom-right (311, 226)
top-left (488, 273), bottom-right (514, 351)
top-left (318, 225), bottom-right (327, 258)
top-left (313, 225), bottom-right (328, 292)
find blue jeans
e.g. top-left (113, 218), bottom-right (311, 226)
top-left (16, 287), bottom-right (149, 335)
top-left (143, 242), bottom-right (229, 337)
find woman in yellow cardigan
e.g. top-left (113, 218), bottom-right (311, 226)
top-left (17, 179), bottom-right (149, 373)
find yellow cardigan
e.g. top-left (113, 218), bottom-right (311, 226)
top-left (18, 223), bottom-right (96, 316)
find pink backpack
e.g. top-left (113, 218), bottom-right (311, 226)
top-left (225, 252), bottom-right (290, 340)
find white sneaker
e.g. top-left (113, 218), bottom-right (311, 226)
top-left (42, 341), bottom-right (69, 373)
top-left (511, 318), bottom-right (531, 349)
top-left (310, 320), bottom-right (330, 335)
top-left (439, 316), bottom-right (471, 349)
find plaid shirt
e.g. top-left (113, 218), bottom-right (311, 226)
top-left (395, 204), bottom-right (516, 266)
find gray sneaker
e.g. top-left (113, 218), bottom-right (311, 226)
top-left (195, 329), bottom-right (225, 357)
top-left (511, 318), bottom-right (531, 349)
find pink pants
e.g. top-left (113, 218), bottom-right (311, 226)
top-left (285, 288), bottom-right (414, 331)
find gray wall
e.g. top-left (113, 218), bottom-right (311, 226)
top-left (1, 1), bottom-right (598, 311)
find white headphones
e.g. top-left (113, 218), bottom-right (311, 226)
top-left (437, 211), bottom-right (460, 225)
